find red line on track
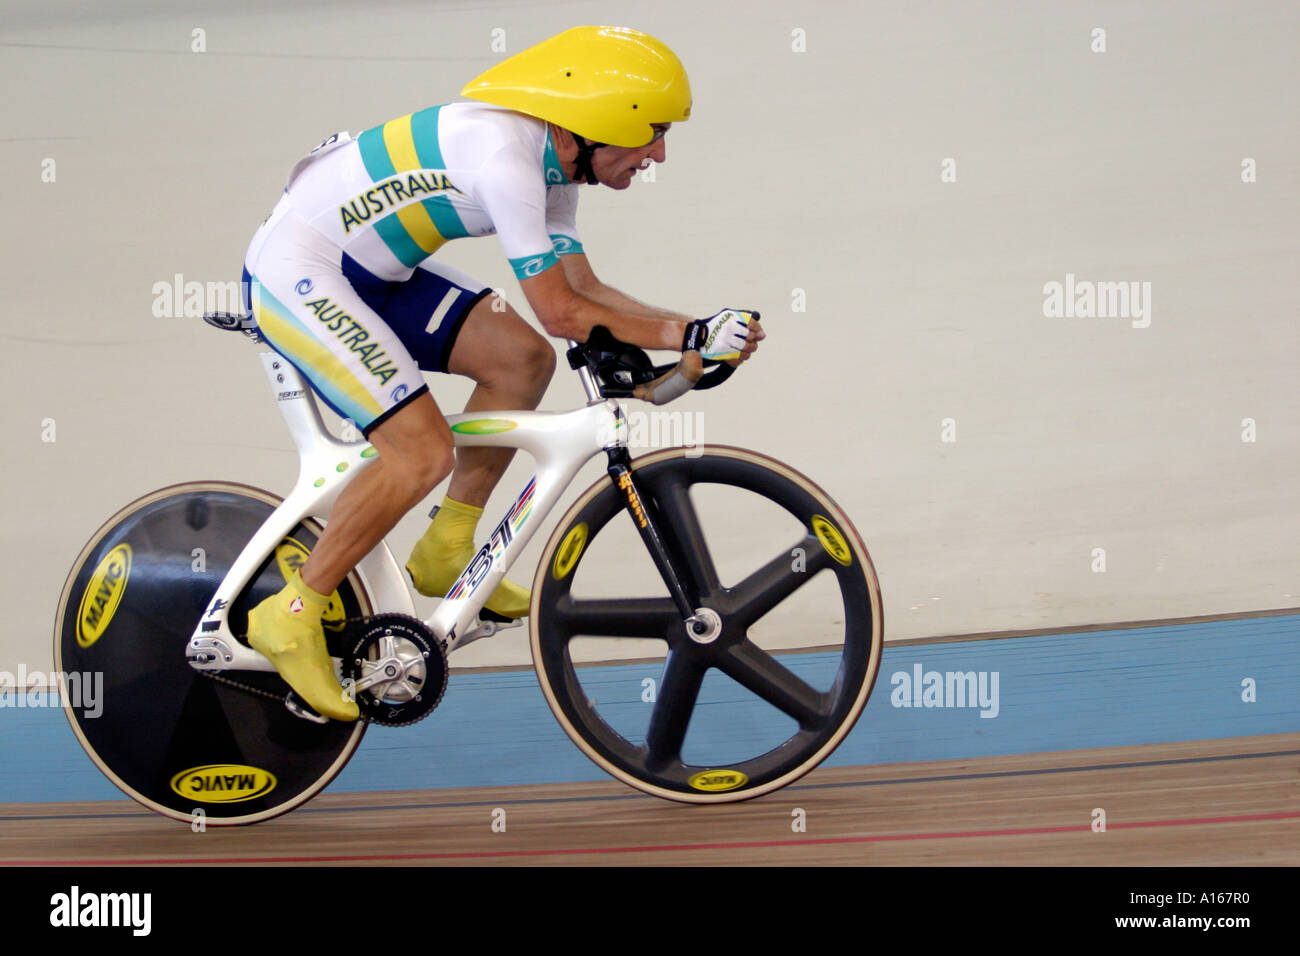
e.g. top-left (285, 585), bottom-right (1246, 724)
top-left (4, 810), bottom-right (1297, 865)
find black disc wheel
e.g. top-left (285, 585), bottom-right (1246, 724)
top-left (530, 446), bottom-right (884, 803)
top-left (54, 482), bottom-right (370, 825)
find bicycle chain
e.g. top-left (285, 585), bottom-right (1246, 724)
top-left (198, 668), bottom-right (289, 704)
top-left (194, 614), bottom-right (382, 708)
top-left (196, 614), bottom-right (450, 723)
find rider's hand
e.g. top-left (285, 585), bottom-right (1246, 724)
top-left (681, 309), bottom-right (765, 366)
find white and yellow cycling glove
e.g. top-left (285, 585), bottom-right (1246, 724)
top-left (682, 309), bottom-right (760, 361)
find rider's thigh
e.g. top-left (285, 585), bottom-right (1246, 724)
top-left (446, 291), bottom-right (557, 388)
top-left (350, 256), bottom-right (492, 375)
top-left (244, 220), bottom-right (429, 436)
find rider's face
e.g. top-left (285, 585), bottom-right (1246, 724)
top-left (590, 125), bottom-right (669, 190)
top-left (554, 124), bottom-right (669, 189)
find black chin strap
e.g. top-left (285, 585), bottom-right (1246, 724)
top-left (572, 134), bottom-right (605, 185)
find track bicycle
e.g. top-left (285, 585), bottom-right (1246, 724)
top-left (54, 312), bottom-right (884, 825)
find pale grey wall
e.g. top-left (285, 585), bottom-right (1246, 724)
top-left (3, 0), bottom-right (1296, 673)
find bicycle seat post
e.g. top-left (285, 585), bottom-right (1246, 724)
top-left (567, 338), bottom-right (604, 405)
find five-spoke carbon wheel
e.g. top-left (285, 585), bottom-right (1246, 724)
top-left (530, 446), bottom-right (884, 803)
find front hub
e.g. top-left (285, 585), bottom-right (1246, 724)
top-left (685, 607), bottom-right (723, 644)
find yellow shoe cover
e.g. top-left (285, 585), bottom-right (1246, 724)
top-left (247, 571), bottom-right (359, 721)
top-left (406, 497), bottom-right (531, 619)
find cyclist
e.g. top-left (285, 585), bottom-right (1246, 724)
top-left (240, 25), bottom-right (765, 720)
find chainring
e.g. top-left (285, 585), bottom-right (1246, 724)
top-left (342, 613), bottom-right (448, 727)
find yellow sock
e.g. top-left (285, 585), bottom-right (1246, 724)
top-left (406, 497), bottom-right (531, 618)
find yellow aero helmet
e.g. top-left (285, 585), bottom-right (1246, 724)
top-left (461, 25), bottom-right (691, 148)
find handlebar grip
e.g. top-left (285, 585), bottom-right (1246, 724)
top-left (691, 359), bottom-right (736, 390)
top-left (634, 351), bottom-right (703, 405)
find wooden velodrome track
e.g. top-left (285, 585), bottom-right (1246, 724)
top-left (1, 732), bottom-right (1295, 866)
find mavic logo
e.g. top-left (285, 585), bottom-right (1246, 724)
top-left (169, 764), bottom-right (277, 803)
top-left (77, 545), bottom-right (132, 648)
top-left (688, 769), bottom-right (748, 792)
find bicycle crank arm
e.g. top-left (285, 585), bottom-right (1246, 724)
top-left (452, 615), bottom-right (522, 651)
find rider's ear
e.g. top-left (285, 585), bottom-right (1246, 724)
top-left (548, 124), bottom-right (575, 149)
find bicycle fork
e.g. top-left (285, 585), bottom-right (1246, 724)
top-left (604, 447), bottom-right (715, 641)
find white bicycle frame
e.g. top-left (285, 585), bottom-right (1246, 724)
top-left (186, 347), bottom-right (627, 673)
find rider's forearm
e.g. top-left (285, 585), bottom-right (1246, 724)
top-left (544, 287), bottom-right (687, 351)
top-left (577, 281), bottom-right (694, 325)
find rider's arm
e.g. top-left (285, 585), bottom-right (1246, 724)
top-left (558, 253), bottom-right (694, 324)
top-left (519, 262), bottom-right (687, 350)
top-left (473, 149), bottom-right (685, 349)
top-left (476, 140), bottom-right (755, 355)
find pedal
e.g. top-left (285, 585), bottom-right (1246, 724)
top-left (284, 691), bottom-right (329, 725)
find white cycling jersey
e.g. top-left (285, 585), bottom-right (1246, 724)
top-left (240, 101), bottom-right (586, 434)
top-left (260, 101), bottom-right (584, 283)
